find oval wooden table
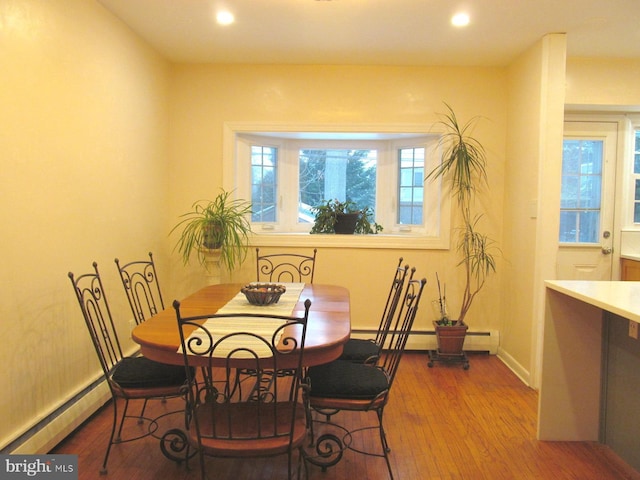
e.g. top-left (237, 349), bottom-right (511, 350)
top-left (132, 283), bottom-right (351, 368)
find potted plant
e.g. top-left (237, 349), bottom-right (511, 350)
top-left (170, 189), bottom-right (253, 271)
top-left (426, 104), bottom-right (499, 364)
top-left (309, 199), bottom-right (382, 234)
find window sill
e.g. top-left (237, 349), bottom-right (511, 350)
top-left (250, 232), bottom-right (449, 250)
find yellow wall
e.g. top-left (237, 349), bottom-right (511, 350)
top-left (167, 64), bottom-right (508, 338)
top-left (502, 35), bottom-right (567, 384)
top-left (0, 0), bottom-right (170, 450)
top-left (566, 57), bottom-right (640, 106)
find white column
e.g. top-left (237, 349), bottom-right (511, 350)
top-left (202, 248), bottom-right (222, 285)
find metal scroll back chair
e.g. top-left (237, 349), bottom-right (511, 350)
top-left (339, 257), bottom-right (411, 364)
top-left (114, 252), bottom-right (164, 325)
top-left (305, 274), bottom-right (426, 480)
top-left (68, 263), bottom-right (191, 475)
top-left (173, 298), bottom-right (312, 480)
top-left (256, 248), bottom-right (318, 283)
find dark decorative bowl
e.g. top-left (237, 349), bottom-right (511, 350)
top-left (241, 283), bottom-right (286, 306)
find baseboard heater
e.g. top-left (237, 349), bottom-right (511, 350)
top-left (1, 345), bottom-right (146, 454)
top-left (350, 329), bottom-right (499, 354)
top-left (0, 376), bottom-right (111, 455)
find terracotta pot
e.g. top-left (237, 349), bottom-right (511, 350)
top-left (433, 320), bottom-right (468, 355)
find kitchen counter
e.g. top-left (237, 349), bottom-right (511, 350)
top-left (540, 280), bottom-right (640, 471)
top-left (620, 229), bottom-right (640, 260)
top-left (545, 280), bottom-right (640, 323)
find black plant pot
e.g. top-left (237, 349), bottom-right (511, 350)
top-left (334, 213), bottom-right (360, 234)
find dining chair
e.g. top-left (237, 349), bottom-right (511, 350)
top-left (68, 262), bottom-right (192, 475)
top-left (256, 248), bottom-right (318, 283)
top-left (338, 257), bottom-right (410, 364)
top-left (173, 298), bottom-right (313, 480)
top-left (114, 252), bottom-right (164, 325)
top-left (304, 274), bottom-right (426, 480)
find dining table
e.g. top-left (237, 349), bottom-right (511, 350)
top-left (132, 282), bottom-right (351, 368)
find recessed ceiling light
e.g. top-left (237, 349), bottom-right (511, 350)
top-left (451, 12), bottom-right (470, 27)
top-left (216, 10), bottom-right (235, 25)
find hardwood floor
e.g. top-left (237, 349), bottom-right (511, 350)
top-left (52, 353), bottom-right (640, 479)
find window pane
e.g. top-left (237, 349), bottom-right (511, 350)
top-left (397, 147), bottom-right (424, 225)
top-left (562, 140), bottom-right (581, 174)
top-left (251, 146), bottom-right (277, 222)
top-left (581, 141), bottom-right (602, 174)
top-left (634, 179), bottom-right (640, 224)
top-left (299, 149), bottom-right (377, 223)
top-left (560, 175), bottom-right (579, 208)
top-left (559, 139), bottom-right (603, 244)
top-left (579, 175), bottom-right (601, 209)
top-left (634, 130), bottom-right (640, 174)
top-left (578, 211), bottom-right (600, 243)
top-left (559, 211), bottom-right (578, 243)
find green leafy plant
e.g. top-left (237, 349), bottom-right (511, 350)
top-left (427, 104), bottom-right (499, 325)
top-left (170, 190), bottom-right (253, 271)
top-left (310, 199), bottom-right (382, 234)
top-left (357, 206), bottom-right (383, 234)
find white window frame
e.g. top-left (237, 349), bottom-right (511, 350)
top-left (611, 115), bottom-right (640, 231)
top-left (629, 118), bottom-right (640, 227)
top-left (223, 122), bottom-right (451, 250)
top-left (390, 137), bottom-right (442, 235)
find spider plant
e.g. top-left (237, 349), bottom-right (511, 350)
top-left (170, 190), bottom-right (253, 271)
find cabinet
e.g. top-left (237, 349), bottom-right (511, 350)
top-left (621, 258), bottom-right (640, 280)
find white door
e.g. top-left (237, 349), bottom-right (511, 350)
top-left (556, 121), bottom-right (618, 280)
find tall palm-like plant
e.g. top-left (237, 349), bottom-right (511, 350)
top-left (426, 104), bottom-right (498, 324)
top-left (170, 190), bottom-right (253, 271)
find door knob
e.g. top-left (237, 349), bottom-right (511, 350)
top-left (602, 247), bottom-right (612, 255)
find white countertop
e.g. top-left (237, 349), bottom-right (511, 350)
top-left (621, 230), bottom-right (640, 260)
top-left (545, 280), bottom-right (640, 323)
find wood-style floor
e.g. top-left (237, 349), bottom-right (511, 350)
top-left (52, 352), bottom-right (640, 479)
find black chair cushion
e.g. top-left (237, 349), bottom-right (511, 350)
top-left (112, 356), bottom-right (189, 388)
top-left (307, 360), bottom-right (389, 399)
top-left (339, 338), bottom-right (379, 363)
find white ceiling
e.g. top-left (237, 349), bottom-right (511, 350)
top-left (97, 0), bottom-right (640, 66)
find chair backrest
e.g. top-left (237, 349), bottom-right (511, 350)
top-left (373, 257), bottom-right (411, 350)
top-left (256, 248), bottom-right (317, 283)
top-left (115, 252), bottom-right (164, 325)
top-left (379, 275), bottom-right (426, 388)
top-left (68, 263), bottom-right (124, 378)
top-left (174, 298), bottom-right (312, 443)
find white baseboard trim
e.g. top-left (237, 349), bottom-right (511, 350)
top-left (496, 346), bottom-right (532, 387)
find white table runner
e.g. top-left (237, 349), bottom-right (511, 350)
top-left (182, 283), bottom-right (305, 358)
top-left (216, 282), bottom-right (305, 315)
